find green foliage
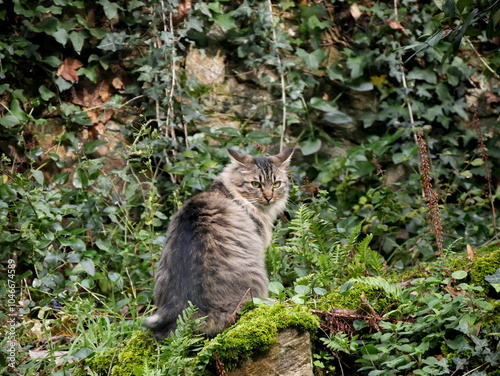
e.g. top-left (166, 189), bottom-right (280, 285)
top-left (268, 200), bottom-right (388, 292)
top-left (412, 0), bottom-right (500, 70)
top-left (1, 0), bottom-right (500, 375)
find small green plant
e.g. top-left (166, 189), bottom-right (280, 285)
top-left (314, 270), bottom-right (499, 375)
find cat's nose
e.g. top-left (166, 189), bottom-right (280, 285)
top-left (263, 192), bottom-right (273, 202)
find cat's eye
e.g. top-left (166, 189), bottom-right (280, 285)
top-left (251, 181), bottom-right (261, 188)
top-left (272, 181), bottom-right (281, 188)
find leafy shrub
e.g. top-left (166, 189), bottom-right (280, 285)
top-left (1, 0), bottom-right (500, 375)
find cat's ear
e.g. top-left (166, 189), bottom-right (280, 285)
top-left (228, 149), bottom-right (253, 166)
top-left (271, 147), bottom-right (294, 167)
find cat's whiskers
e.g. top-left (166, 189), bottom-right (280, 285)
top-left (234, 197), bottom-right (258, 208)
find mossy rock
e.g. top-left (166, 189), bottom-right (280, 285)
top-left (209, 303), bottom-right (320, 370)
top-left (85, 304), bottom-right (319, 375)
top-left (86, 331), bottom-right (156, 376)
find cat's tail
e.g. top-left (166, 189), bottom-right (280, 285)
top-left (142, 312), bottom-right (176, 340)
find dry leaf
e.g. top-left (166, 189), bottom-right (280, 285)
top-left (467, 244), bottom-right (475, 261)
top-left (350, 3), bottom-right (362, 21)
top-left (388, 19), bottom-right (408, 36)
top-left (486, 92), bottom-right (500, 105)
top-left (112, 76), bottom-right (125, 90)
top-left (95, 122), bottom-right (106, 135)
top-left (87, 109), bottom-right (99, 124)
top-left (57, 58), bottom-right (83, 83)
top-left (172, 0), bottom-right (193, 25)
top-left (71, 81), bottom-right (112, 108)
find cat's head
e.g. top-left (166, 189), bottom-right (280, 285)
top-left (222, 148), bottom-right (294, 211)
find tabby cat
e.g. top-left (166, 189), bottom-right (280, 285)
top-left (143, 147), bottom-right (294, 339)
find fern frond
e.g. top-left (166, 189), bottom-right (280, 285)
top-left (320, 332), bottom-right (353, 354)
top-left (347, 221), bottom-right (364, 247)
top-left (160, 302), bottom-right (207, 376)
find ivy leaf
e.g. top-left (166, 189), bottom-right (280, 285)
top-left (43, 55), bottom-right (62, 68)
top-left (97, 31), bottom-right (128, 51)
top-left (52, 27), bottom-right (69, 46)
top-left (309, 97), bottom-right (339, 112)
top-left (185, 16), bottom-right (204, 32)
top-left (69, 30), bottom-right (87, 54)
top-left (324, 110), bottom-right (353, 124)
top-left (294, 285), bottom-right (310, 296)
top-left (33, 17), bottom-right (58, 33)
top-left (296, 48), bottom-right (326, 70)
top-left (213, 12), bottom-right (236, 30)
top-left (98, 0), bottom-right (121, 20)
top-left (443, 0), bottom-right (456, 18)
top-left (13, 1), bottom-right (35, 17)
top-left (84, 140), bottom-right (108, 154)
top-left (80, 258), bottom-right (95, 276)
top-left (313, 287), bottom-right (327, 296)
top-left (407, 68), bottom-right (437, 84)
top-left (9, 99), bottom-right (28, 123)
top-left (452, 270), bottom-right (468, 280)
top-left (39, 85), bottom-right (56, 101)
top-left (446, 334), bottom-right (470, 351)
top-left (0, 115), bottom-right (20, 127)
top-left (55, 76), bottom-right (73, 92)
top-left (31, 169), bottom-right (44, 186)
top-left (361, 345), bottom-right (379, 355)
top-left (73, 168), bottom-right (89, 188)
top-left (346, 55), bottom-right (367, 79)
top-left (485, 268), bottom-right (500, 284)
top-left (60, 238), bottom-right (86, 252)
top-left (301, 139), bottom-right (322, 156)
top-left (348, 79), bottom-right (374, 92)
top-left (268, 281), bottom-right (285, 294)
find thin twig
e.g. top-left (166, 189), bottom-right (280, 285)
top-left (465, 37), bottom-right (500, 79)
top-left (267, 0), bottom-right (287, 152)
top-left (473, 107), bottom-right (497, 236)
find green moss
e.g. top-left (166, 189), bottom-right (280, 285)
top-left (87, 348), bottom-right (117, 375)
top-left (210, 303), bottom-right (319, 370)
top-left (316, 283), bottom-right (398, 314)
top-left (111, 331), bottom-right (156, 376)
top-left (469, 248), bottom-right (500, 297)
top-left (86, 331), bottom-right (156, 376)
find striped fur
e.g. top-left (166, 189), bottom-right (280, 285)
top-left (143, 148), bottom-right (294, 339)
